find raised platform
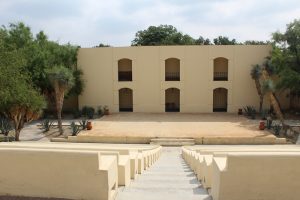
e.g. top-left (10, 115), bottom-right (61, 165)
top-left (56, 113), bottom-right (286, 145)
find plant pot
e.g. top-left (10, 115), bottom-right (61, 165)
top-left (86, 121), bottom-right (92, 130)
top-left (104, 110), bottom-right (109, 115)
top-left (238, 109), bottom-right (243, 115)
top-left (259, 121), bottom-right (265, 130)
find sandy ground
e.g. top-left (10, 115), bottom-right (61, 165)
top-left (80, 113), bottom-right (275, 138)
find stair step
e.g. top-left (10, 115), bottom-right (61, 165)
top-left (150, 138), bottom-right (195, 146)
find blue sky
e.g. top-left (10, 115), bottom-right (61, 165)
top-left (0, 0), bottom-right (299, 47)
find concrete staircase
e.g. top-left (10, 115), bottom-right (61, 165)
top-left (150, 138), bottom-right (195, 146)
top-left (116, 147), bottom-right (211, 200)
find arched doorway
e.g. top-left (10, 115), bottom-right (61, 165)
top-left (213, 88), bottom-right (228, 112)
top-left (118, 58), bottom-right (132, 81)
top-left (119, 88), bottom-right (133, 112)
top-left (165, 58), bottom-right (180, 81)
top-left (165, 88), bottom-right (180, 112)
top-left (213, 57), bottom-right (228, 81)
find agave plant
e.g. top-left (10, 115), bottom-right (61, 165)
top-left (79, 119), bottom-right (88, 130)
top-left (243, 106), bottom-right (256, 119)
top-left (70, 122), bottom-right (81, 136)
top-left (40, 119), bottom-right (54, 133)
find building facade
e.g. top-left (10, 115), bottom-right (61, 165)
top-left (77, 45), bottom-right (289, 113)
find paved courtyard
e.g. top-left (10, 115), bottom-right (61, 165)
top-left (80, 113), bottom-right (275, 139)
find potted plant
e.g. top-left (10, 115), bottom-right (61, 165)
top-left (87, 121), bottom-right (92, 130)
top-left (238, 108), bottom-right (243, 115)
top-left (103, 106), bottom-right (109, 115)
top-left (259, 121), bottom-right (265, 130)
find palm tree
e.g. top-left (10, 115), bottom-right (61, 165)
top-left (261, 69), bottom-right (287, 135)
top-left (46, 65), bottom-right (74, 135)
top-left (251, 64), bottom-right (264, 113)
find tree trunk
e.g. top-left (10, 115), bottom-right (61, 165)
top-left (15, 129), bottom-right (21, 141)
top-left (261, 69), bottom-right (287, 136)
top-left (254, 79), bottom-right (264, 113)
top-left (259, 95), bottom-right (264, 113)
top-left (54, 81), bottom-right (65, 135)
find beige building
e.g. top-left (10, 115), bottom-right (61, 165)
top-left (77, 45), bottom-right (289, 113)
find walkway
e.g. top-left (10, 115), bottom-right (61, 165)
top-left (116, 147), bottom-right (211, 200)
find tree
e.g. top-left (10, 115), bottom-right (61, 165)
top-left (244, 40), bottom-right (269, 45)
top-left (46, 66), bottom-right (74, 135)
top-left (251, 64), bottom-right (264, 113)
top-left (0, 37), bottom-right (45, 141)
top-left (132, 25), bottom-right (196, 46)
top-left (195, 36), bottom-right (211, 45)
top-left (213, 36), bottom-right (238, 45)
top-left (270, 19), bottom-right (300, 95)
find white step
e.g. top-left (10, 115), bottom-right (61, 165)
top-left (150, 138), bottom-right (195, 146)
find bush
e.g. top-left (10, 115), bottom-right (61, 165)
top-left (82, 106), bottom-right (95, 119)
top-left (272, 123), bottom-right (282, 136)
top-left (97, 106), bottom-right (103, 117)
top-left (71, 108), bottom-right (82, 119)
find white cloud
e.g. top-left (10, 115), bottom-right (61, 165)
top-left (0, 0), bottom-right (299, 46)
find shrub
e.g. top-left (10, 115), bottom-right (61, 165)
top-left (272, 123), bottom-right (282, 136)
top-left (82, 106), bottom-right (95, 119)
top-left (266, 117), bottom-right (273, 129)
top-left (97, 106), bottom-right (103, 116)
top-left (261, 109), bottom-right (269, 120)
top-left (71, 108), bottom-right (82, 119)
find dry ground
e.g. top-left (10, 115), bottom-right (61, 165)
top-left (79, 113), bottom-right (274, 139)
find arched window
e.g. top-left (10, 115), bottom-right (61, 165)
top-left (165, 88), bottom-right (180, 112)
top-left (119, 88), bottom-right (133, 112)
top-left (213, 57), bottom-right (228, 81)
top-left (118, 59), bottom-right (132, 81)
top-left (165, 58), bottom-right (180, 81)
top-left (213, 88), bottom-right (228, 112)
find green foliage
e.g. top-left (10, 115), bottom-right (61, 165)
top-left (251, 64), bottom-right (262, 80)
top-left (213, 36), bottom-right (237, 45)
top-left (269, 19), bottom-right (300, 93)
top-left (262, 79), bottom-right (275, 94)
top-left (70, 121), bottom-right (81, 136)
top-left (261, 109), bottom-right (269, 120)
top-left (79, 119), bottom-right (88, 130)
top-left (95, 43), bottom-right (110, 47)
top-left (0, 116), bottom-right (13, 136)
top-left (243, 106), bottom-right (256, 119)
top-left (132, 25), bottom-right (196, 46)
top-left (97, 106), bottom-right (103, 116)
top-left (40, 119), bottom-right (54, 132)
top-left (0, 22), bottom-right (84, 98)
top-left (195, 36), bottom-right (211, 45)
top-left (71, 108), bottom-right (82, 119)
top-left (244, 40), bottom-right (269, 45)
top-left (46, 65), bottom-right (75, 90)
top-left (81, 106), bottom-right (95, 119)
top-left (266, 117), bottom-right (273, 129)
top-left (272, 123), bottom-right (282, 136)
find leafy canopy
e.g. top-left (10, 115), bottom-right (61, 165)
top-left (269, 19), bottom-right (300, 93)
